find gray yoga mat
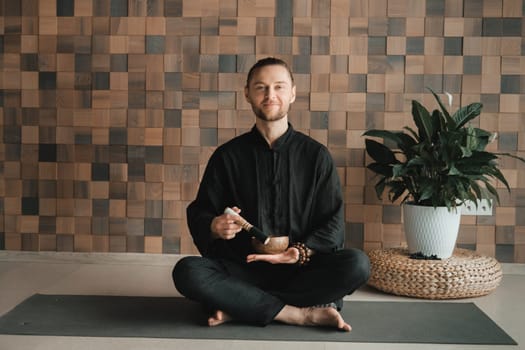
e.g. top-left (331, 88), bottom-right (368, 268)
top-left (0, 294), bottom-right (517, 344)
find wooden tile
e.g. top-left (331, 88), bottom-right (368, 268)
top-left (88, 235), bottom-right (107, 252)
top-left (445, 0), bottom-right (463, 16)
top-left (237, 0), bottom-right (274, 17)
top-left (502, 0), bottom-right (523, 17)
top-left (382, 224), bottom-right (403, 244)
top-left (179, 128), bottom-right (199, 146)
top-left (72, 234), bottom-right (91, 252)
top-left (74, 199), bottom-right (91, 217)
top-left (345, 56), bottom-right (366, 75)
top-left (107, 235), bottom-right (125, 252)
top-left (501, 56), bottom-right (522, 75)
top-left (124, 235), bottom-right (142, 253)
top-left (476, 226), bottom-right (496, 245)
top-left (331, 16), bottom-right (348, 36)
top-left (108, 199), bottom-right (125, 217)
top-left (367, 74), bottom-right (385, 92)
top-left (145, 180), bottom-right (163, 200)
top-left (500, 38), bottom-right (521, 56)
top-left (39, 17), bottom-right (58, 36)
top-left (425, 17), bottom-right (444, 36)
top-left (482, 38), bottom-right (501, 55)
top-left (387, 37), bottom-right (406, 55)
top-left (444, 18), bottom-right (464, 37)
top-left (20, 232), bottom-right (39, 251)
top-left (21, 35), bottom-right (39, 53)
top-left (385, 74), bottom-right (404, 93)
top-left (443, 56), bottom-right (463, 74)
top-left (346, 93), bottom-right (366, 112)
top-left (495, 226), bottom-right (515, 247)
top-left (457, 225), bottom-right (477, 244)
top-left (424, 56), bottom-right (443, 74)
top-left (481, 75), bottom-right (500, 93)
top-left (162, 200), bottom-right (181, 219)
top-left (89, 182), bottom-right (108, 199)
top-left (515, 226), bottom-right (525, 244)
top-left (37, 233), bottom-right (56, 251)
top-left (364, 222), bottom-right (383, 242)
top-left (483, 0), bottom-right (503, 16)
top-left (463, 18), bottom-right (482, 37)
top-left (18, 215), bottom-right (38, 234)
top-left (73, 216), bottom-right (91, 235)
top-left (144, 236), bottom-right (162, 253)
top-left (56, 216), bottom-right (75, 234)
top-left (500, 94), bottom-right (521, 113)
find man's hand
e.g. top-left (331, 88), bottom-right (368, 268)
top-left (210, 206), bottom-right (242, 240)
top-left (246, 246), bottom-right (300, 264)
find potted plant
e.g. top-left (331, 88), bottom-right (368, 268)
top-left (363, 88), bottom-right (525, 259)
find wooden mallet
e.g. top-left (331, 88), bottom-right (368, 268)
top-left (224, 207), bottom-right (270, 245)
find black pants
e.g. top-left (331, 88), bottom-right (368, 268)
top-left (172, 248), bottom-right (370, 326)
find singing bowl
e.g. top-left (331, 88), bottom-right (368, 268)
top-left (251, 235), bottom-right (289, 254)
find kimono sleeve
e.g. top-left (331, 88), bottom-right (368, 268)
top-left (303, 148), bottom-right (345, 253)
top-left (186, 151), bottom-right (228, 256)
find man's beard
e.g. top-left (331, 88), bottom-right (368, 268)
top-left (252, 105), bottom-right (289, 122)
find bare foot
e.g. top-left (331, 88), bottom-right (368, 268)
top-left (208, 310), bottom-right (232, 327)
top-left (275, 305), bottom-right (352, 332)
top-left (304, 307), bottom-right (352, 332)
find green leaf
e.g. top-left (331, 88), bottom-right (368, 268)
top-left (453, 103), bottom-right (483, 129)
top-left (396, 133), bottom-right (418, 153)
top-left (392, 163), bottom-right (406, 178)
top-left (430, 109), bottom-right (444, 141)
top-left (362, 129), bottom-right (403, 145)
top-left (365, 139), bottom-right (398, 164)
top-left (448, 165), bottom-right (461, 175)
top-left (390, 183), bottom-right (408, 202)
top-left (496, 152), bottom-right (525, 164)
top-left (491, 167), bottom-right (510, 191)
top-left (374, 178), bottom-right (386, 199)
top-left (403, 126), bottom-right (420, 142)
top-left (419, 184), bottom-right (434, 202)
top-left (470, 181), bottom-right (482, 200)
top-left (463, 127), bottom-right (491, 151)
top-left (457, 151), bottom-right (498, 166)
top-left (427, 87), bottom-right (456, 127)
top-left (460, 146), bottom-right (473, 157)
top-left (367, 163), bottom-right (393, 177)
top-left (411, 100), bottom-right (434, 143)
top-left (485, 182), bottom-right (500, 204)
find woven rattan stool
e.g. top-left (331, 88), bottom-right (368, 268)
top-left (367, 248), bottom-right (503, 299)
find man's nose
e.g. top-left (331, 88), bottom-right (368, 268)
top-left (265, 87), bottom-right (276, 99)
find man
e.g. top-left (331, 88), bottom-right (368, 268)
top-left (173, 57), bottom-right (370, 331)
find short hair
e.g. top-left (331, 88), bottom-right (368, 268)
top-left (245, 57), bottom-right (295, 87)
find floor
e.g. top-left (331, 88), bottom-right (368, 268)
top-left (0, 251), bottom-right (524, 350)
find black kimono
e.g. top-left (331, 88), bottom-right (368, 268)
top-left (173, 124), bottom-right (370, 325)
top-left (187, 123), bottom-right (344, 261)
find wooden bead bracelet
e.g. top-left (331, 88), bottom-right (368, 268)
top-left (291, 242), bottom-right (311, 266)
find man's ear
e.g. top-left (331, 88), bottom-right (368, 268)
top-left (244, 86), bottom-right (250, 103)
top-left (290, 85), bottom-right (296, 104)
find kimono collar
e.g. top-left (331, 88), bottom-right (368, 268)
top-left (251, 123), bottom-right (294, 151)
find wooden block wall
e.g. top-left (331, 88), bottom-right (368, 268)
top-left (0, 0), bottom-right (524, 262)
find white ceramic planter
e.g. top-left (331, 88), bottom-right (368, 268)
top-left (403, 204), bottom-right (462, 259)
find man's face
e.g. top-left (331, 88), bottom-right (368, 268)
top-left (244, 65), bottom-right (296, 122)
